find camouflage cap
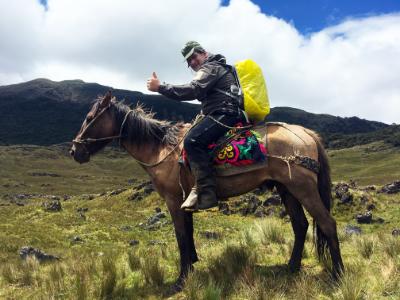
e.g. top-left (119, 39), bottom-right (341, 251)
top-left (181, 41), bottom-right (205, 60)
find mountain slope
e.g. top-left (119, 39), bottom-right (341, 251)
top-left (0, 78), bottom-right (397, 147)
top-left (0, 79), bottom-right (199, 145)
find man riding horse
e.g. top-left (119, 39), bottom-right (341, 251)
top-left (147, 41), bottom-right (246, 210)
top-left (72, 82), bottom-right (344, 290)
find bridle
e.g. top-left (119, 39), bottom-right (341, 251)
top-left (72, 103), bottom-right (132, 146)
top-left (72, 101), bottom-right (185, 168)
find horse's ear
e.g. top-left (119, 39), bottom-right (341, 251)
top-left (100, 90), bottom-right (112, 107)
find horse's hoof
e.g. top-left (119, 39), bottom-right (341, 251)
top-left (288, 262), bottom-right (301, 273)
top-left (173, 282), bottom-right (183, 292)
top-left (173, 277), bottom-right (185, 292)
top-left (172, 281), bottom-right (183, 294)
top-left (164, 281), bottom-right (183, 297)
top-left (331, 270), bottom-right (344, 282)
top-left (331, 264), bottom-right (345, 280)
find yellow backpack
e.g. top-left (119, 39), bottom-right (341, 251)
top-left (235, 59), bottom-right (270, 122)
top-left (215, 59), bottom-right (270, 122)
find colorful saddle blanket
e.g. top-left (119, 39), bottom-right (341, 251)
top-left (209, 128), bottom-right (267, 166)
top-left (183, 126), bottom-right (267, 167)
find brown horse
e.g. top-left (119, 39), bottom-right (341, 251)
top-left (70, 92), bottom-right (344, 290)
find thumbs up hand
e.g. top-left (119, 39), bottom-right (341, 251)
top-left (147, 71), bottom-right (161, 92)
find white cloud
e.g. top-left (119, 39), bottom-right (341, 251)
top-left (0, 0), bottom-right (399, 124)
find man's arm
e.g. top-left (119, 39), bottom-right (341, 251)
top-left (147, 64), bottom-right (222, 101)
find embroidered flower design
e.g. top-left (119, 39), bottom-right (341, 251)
top-left (214, 143), bottom-right (240, 164)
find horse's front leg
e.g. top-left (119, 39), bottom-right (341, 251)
top-left (166, 199), bottom-right (198, 291)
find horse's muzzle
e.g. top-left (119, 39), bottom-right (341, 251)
top-left (70, 144), bottom-right (90, 164)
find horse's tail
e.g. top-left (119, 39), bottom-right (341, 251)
top-left (304, 129), bottom-right (332, 261)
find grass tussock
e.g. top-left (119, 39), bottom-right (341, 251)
top-left (355, 235), bottom-right (376, 259)
top-left (140, 250), bottom-right (165, 287)
top-left (334, 271), bottom-right (366, 300)
top-left (74, 270), bottom-right (88, 300)
top-left (236, 274), bottom-right (280, 300)
top-left (380, 235), bottom-right (400, 258)
top-left (256, 218), bottom-right (286, 245)
top-left (208, 241), bottom-right (257, 296)
top-left (100, 255), bottom-right (118, 299)
top-left (1, 263), bottom-right (18, 285)
top-left (43, 263), bottom-right (65, 297)
top-left (183, 271), bottom-right (204, 300)
top-left (127, 250), bottom-right (141, 271)
top-left (1, 257), bottom-right (41, 287)
top-left (379, 257), bottom-right (400, 297)
top-left (292, 273), bottom-right (323, 300)
top-left (202, 281), bottom-right (222, 300)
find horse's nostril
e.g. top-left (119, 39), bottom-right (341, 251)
top-left (69, 149), bottom-right (74, 156)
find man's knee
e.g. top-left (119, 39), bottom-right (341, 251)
top-left (184, 136), bottom-right (198, 151)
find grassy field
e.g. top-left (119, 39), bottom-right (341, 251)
top-left (328, 142), bottom-right (400, 185)
top-left (0, 142), bottom-right (399, 299)
top-left (0, 144), bottom-right (147, 196)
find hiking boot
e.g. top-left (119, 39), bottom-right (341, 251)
top-left (181, 161), bottom-right (218, 211)
top-left (197, 188), bottom-right (218, 210)
top-left (181, 185), bottom-right (218, 211)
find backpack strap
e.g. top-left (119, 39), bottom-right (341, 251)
top-left (213, 63), bottom-right (244, 110)
top-left (229, 65), bottom-right (242, 93)
top-left (214, 87), bottom-right (236, 98)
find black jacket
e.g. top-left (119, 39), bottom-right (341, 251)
top-left (158, 54), bottom-right (240, 115)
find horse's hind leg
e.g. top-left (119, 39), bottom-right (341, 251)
top-left (276, 184), bottom-right (309, 272)
top-left (288, 182), bottom-right (344, 277)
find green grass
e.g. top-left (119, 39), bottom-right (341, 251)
top-left (328, 141), bottom-right (400, 185)
top-left (0, 144), bottom-right (147, 196)
top-left (0, 141), bottom-right (399, 299)
top-left (1, 141), bottom-right (399, 197)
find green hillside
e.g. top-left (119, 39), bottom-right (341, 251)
top-left (328, 141), bottom-right (400, 185)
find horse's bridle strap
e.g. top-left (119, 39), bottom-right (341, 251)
top-left (72, 135), bottom-right (123, 144)
top-left (73, 106), bottom-right (132, 145)
top-left (73, 102), bottom-right (184, 168)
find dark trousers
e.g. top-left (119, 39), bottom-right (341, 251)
top-left (184, 111), bottom-right (245, 174)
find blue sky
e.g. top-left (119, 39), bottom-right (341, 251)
top-left (39, 0), bottom-right (47, 8)
top-left (222, 0), bottom-right (400, 33)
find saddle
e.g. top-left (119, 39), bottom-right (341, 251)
top-left (182, 124), bottom-right (268, 177)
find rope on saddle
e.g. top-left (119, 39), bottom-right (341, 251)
top-left (267, 154), bottom-right (320, 180)
top-left (264, 122), bottom-right (320, 179)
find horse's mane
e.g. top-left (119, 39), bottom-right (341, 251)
top-left (111, 100), bottom-right (184, 148)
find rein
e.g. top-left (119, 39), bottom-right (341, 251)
top-left (132, 137), bottom-right (185, 168)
